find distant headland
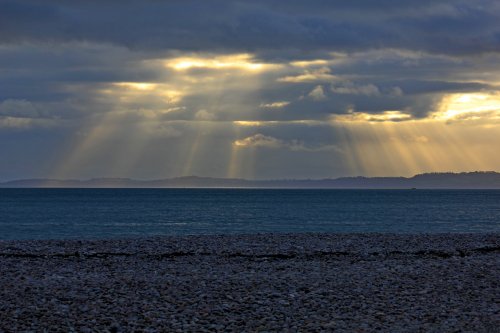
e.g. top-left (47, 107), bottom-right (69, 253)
top-left (1, 171), bottom-right (500, 189)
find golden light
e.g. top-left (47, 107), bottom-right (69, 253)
top-left (165, 53), bottom-right (276, 72)
top-left (54, 45), bottom-right (500, 180)
top-left (328, 91), bottom-right (500, 177)
top-left (108, 82), bottom-right (185, 105)
top-left (233, 121), bottom-right (263, 127)
top-left (161, 89), bottom-right (184, 104)
top-left (233, 120), bottom-right (323, 127)
top-left (332, 110), bottom-right (413, 123)
top-left (331, 120), bottom-right (495, 177)
top-left (233, 139), bottom-right (249, 147)
top-left (432, 92), bottom-right (500, 122)
top-left (113, 82), bottom-right (158, 90)
top-left (290, 59), bottom-right (330, 67)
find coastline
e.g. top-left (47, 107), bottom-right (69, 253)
top-left (1, 233), bottom-right (499, 331)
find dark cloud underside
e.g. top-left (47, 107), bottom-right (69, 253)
top-left (1, 0), bottom-right (499, 56)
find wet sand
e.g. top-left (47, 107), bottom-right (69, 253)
top-left (0, 233), bottom-right (499, 332)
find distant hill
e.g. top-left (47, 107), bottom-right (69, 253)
top-left (1, 172), bottom-right (500, 189)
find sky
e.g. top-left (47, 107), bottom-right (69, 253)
top-left (1, 0), bottom-right (500, 180)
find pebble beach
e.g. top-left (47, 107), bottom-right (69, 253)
top-left (0, 233), bottom-right (499, 332)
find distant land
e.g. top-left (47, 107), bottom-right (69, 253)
top-left (1, 172), bottom-right (500, 189)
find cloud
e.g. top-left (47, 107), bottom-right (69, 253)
top-left (0, 116), bottom-right (56, 129)
top-left (278, 67), bottom-right (337, 83)
top-left (331, 82), bottom-right (380, 96)
top-left (259, 101), bottom-right (290, 108)
top-left (0, 42), bottom-right (496, 125)
top-left (430, 92), bottom-right (500, 124)
top-left (234, 134), bottom-right (285, 149)
top-left (290, 59), bottom-right (331, 67)
top-left (308, 85), bottom-right (327, 101)
top-left (0, 99), bottom-right (39, 118)
top-left (0, 13), bottom-right (497, 124)
top-left (194, 109), bottom-right (216, 121)
top-left (1, 1), bottom-right (499, 56)
top-left (389, 87), bottom-right (404, 97)
top-left (1, 1), bottom-right (500, 180)
top-left (234, 133), bottom-right (342, 152)
top-left (147, 124), bottom-right (183, 138)
top-left (332, 110), bottom-right (414, 122)
top-left (0, 99), bottom-right (61, 128)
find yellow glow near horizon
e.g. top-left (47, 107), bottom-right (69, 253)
top-left (165, 53), bottom-right (277, 72)
top-left (324, 91), bottom-right (500, 176)
top-left (332, 120), bottom-right (499, 177)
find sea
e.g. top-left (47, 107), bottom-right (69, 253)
top-left (0, 189), bottom-right (499, 240)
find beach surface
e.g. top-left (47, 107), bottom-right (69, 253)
top-left (0, 233), bottom-right (499, 332)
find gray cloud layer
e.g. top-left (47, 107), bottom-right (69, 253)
top-left (1, 0), bottom-right (499, 56)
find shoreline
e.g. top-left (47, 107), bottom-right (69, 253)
top-left (1, 233), bottom-right (499, 331)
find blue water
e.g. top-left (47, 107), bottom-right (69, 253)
top-left (0, 189), bottom-right (499, 240)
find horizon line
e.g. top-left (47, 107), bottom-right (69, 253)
top-left (1, 170), bottom-right (499, 184)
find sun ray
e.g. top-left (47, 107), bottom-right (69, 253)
top-left (227, 123), bottom-right (243, 179)
top-left (335, 124), bottom-right (366, 176)
top-left (53, 49), bottom-right (500, 181)
top-left (181, 123), bottom-right (206, 177)
top-left (52, 112), bottom-right (121, 179)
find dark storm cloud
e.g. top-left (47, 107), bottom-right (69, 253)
top-left (1, 0), bottom-right (499, 56)
top-left (1, 0), bottom-right (498, 120)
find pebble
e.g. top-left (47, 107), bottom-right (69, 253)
top-left (0, 233), bottom-right (498, 331)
